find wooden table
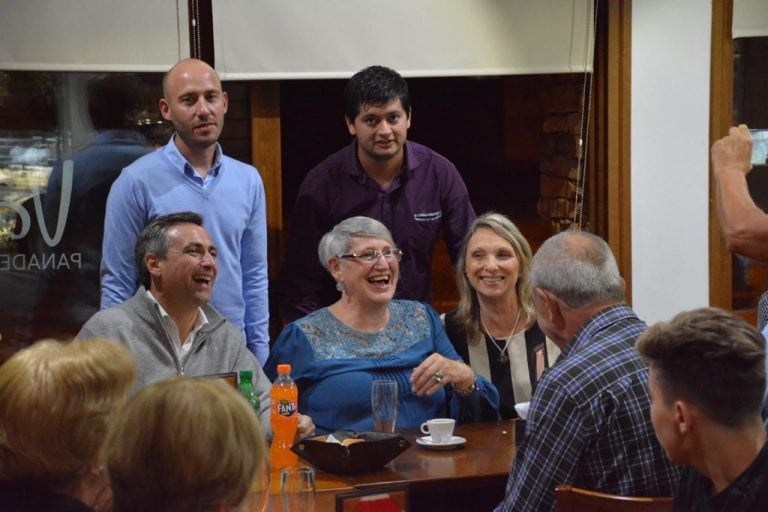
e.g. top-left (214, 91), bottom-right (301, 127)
top-left (256, 419), bottom-right (519, 511)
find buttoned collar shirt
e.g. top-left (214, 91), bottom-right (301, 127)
top-left (100, 136), bottom-right (270, 364)
top-left (278, 140), bottom-right (475, 322)
top-left (495, 304), bottom-right (681, 511)
top-left (146, 289), bottom-right (208, 362)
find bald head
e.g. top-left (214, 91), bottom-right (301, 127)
top-left (159, 58), bottom-right (228, 156)
top-left (531, 230), bottom-right (624, 309)
top-left (162, 58), bottom-right (220, 99)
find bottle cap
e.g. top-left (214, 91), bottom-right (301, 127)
top-left (239, 370), bottom-right (253, 380)
top-left (277, 364), bottom-right (292, 374)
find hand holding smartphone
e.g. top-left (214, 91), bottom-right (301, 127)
top-left (750, 129), bottom-right (768, 165)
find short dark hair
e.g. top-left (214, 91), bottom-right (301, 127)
top-left (135, 212), bottom-right (203, 289)
top-left (636, 307), bottom-right (766, 428)
top-left (343, 65), bottom-right (411, 121)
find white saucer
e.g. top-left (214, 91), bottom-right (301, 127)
top-left (415, 435), bottom-right (466, 450)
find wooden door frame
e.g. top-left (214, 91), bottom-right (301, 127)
top-left (595, 0), bottom-right (735, 310)
top-left (709, 0), bottom-right (734, 310)
top-left (250, 82), bottom-right (283, 281)
top-left (605, 0), bottom-right (633, 302)
top-left (589, 0), bottom-right (632, 302)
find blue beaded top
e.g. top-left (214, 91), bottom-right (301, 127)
top-left (295, 300), bottom-right (430, 361)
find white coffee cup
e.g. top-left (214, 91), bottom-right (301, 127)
top-left (514, 401), bottom-right (530, 420)
top-left (420, 418), bottom-right (455, 444)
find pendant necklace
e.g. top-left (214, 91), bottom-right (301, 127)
top-left (480, 308), bottom-right (523, 364)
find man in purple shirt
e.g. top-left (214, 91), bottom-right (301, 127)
top-left (279, 65), bottom-right (475, 322)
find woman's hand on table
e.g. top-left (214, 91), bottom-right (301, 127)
top-left (410, 354), bottom-right (475, 397)
top-left (296, 413), bottom-right (316, 440)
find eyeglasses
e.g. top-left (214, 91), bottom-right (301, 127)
top-left (338, 248), bottom-right (403, 263)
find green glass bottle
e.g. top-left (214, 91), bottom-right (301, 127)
top-left (238, 370), bottom-right (261, 414)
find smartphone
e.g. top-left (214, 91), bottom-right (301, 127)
top-left (750, 129), bottom-right (768, 165)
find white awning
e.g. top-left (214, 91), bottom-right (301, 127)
top-left (213, 0), bottom-right (595, 80)
top-left (0, 0), bottom-right (188, 72)
top-left (734, 0), bottom-right (768, 38)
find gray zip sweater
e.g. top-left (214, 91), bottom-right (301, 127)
top-left (77, 287), bottom-right (270, 428)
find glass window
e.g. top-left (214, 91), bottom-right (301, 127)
top-left (0, 71), bottom-right (166, 347)
top-left (732, 37), bottom-right (768, 312)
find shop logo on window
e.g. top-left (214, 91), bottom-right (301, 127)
top-left (0, 161), bottom-right (83, 272)
top-left (1, 160), bottom-right (72, 248)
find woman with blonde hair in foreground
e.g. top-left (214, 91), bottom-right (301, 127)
top-left (0, 338), bottom-right (136, 512)
top-left (105, 377), bottom-right (267, 512)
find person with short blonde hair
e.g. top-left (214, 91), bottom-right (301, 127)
top-left (105, 377), bottom-right (266, 512)
top-left (0, 338), bottom-right (136, 511)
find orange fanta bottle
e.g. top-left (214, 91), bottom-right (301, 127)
top-left (270, 363), bottom-right (299, 469)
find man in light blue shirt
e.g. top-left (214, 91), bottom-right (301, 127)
top-left (100, 58), bottom-right (269, 363)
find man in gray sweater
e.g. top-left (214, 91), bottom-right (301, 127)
top-left (79, 212), bottom-right (313, 436)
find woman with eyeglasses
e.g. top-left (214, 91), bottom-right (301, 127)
top-left (266, 216), bottom-right (498, 434)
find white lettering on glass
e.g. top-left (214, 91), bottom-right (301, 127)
top-left (0, 160), bottom-right (72, 247)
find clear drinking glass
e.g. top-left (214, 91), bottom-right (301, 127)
top-left (371, 380), bottom-right (398, 433)
top-left (280, 465), bottom-right (316, 512)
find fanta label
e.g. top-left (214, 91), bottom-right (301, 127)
top-left (277, 399), bottom-right (297, 417)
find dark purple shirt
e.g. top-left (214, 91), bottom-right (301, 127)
top-left (278, 140), bottom-right (475, 322)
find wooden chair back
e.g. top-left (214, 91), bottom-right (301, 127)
top-left (555, 485), bottom-right (673, 512)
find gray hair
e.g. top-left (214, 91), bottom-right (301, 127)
top-left (530, 230), bottom-right (624, 308)
top-left (135, 212), bottom-right (203, 289)
top-left (318, 216), bottom-right (395, 271)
